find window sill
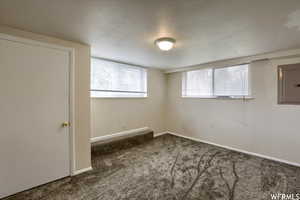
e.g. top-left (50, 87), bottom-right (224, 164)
top-left (182, 96), bottom-right (254, 100)
top-left (91, 96), bottom-right (148, 99)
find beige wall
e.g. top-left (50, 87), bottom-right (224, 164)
top-left (91, 68), bottom-right (166, 137)
top-left (166, 59), bottom-right (300, 165)
top-left (2, 25), bottom-right (300, 170)
top-left (0, 26), bottom-right (91, 171)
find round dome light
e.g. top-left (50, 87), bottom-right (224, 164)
top-left (155, 37), bottom-right (176, 51)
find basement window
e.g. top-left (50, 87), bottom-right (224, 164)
top-left (182, 64), bottom-right (251, 99)
top-left (91, 58), bottom-right (147, 98)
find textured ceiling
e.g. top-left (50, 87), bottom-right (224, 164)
top-left (1, 0), bottom-right (300, 69)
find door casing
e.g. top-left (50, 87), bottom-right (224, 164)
top-left (0, 33), bottom-right (76, 176)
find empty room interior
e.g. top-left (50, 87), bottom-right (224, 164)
top-left (1, 0), bottom-right (300, 199)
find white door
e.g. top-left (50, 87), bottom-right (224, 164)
top-left (0, 35), bottom-right (71, 198)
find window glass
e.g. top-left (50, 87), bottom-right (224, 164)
top-left (182, 64), bottom-right (250, 98)
top-left (182, 68), bottom-right (213, 97)
top-left (214, 64), bottom-right (249, 96)
top-left (91, 58), bottom-right (147, 98)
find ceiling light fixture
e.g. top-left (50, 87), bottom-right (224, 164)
top-left (155, 37), bottom-right (176, 51)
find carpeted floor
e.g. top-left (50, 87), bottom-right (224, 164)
top-left (4, 134), bottom-right (300, 200)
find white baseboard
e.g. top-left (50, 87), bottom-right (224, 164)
top-left (91, 127), bottom-right (151, 144)
top-left (72, 166), bottom-right (93, 176)
top-left (154, 131), bottom-right (168, 137)
top-left (163, 131), bottom-right (300, 168)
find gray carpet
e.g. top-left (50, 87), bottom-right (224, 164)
top-left (4, 134), bottom-right (300, 200)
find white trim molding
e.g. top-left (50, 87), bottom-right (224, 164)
top-left (91, 127), bottom-right (151, 144)
top-left (157, 131), bottom-right (300, 168)
top-left (68, 48), bottom-right (76, 176)
top-left (154, 132), bottom-right (169, 138)
top-left (72, 166), bottom-right (93, 176)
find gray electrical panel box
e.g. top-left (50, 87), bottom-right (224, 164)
top-left (278, 63), bottom-right (300, 105)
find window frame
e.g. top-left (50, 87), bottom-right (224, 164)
top-left (182, 63), bottom-right (253, 99)
top-left (90, 57), bottom-right (148, 98)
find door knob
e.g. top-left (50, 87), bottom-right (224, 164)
top-left (62, 122), bottom-right (70, 127)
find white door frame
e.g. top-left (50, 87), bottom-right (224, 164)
top-left (0, 33), bottom-right (76, 175)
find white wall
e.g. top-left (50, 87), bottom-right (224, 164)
top-left (91, 68), bottom-right (166, 137)
top-left (166, 59), bottom-right (300, 165)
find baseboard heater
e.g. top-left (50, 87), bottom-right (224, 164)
top-left (91, 127), bottom-right (154, 155)
top-left (91, 127), bottom-right (153, 145)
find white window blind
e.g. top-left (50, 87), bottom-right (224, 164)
top-left (214, 64), bottom-right (249, 96)
top-left (182, 64), bottom-right (250, 98)
top-left (182, 68), bottom-right (213, 97)
top-left (91, 58), bottom-right (147, 98)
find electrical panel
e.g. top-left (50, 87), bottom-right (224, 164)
top-left (278, 63), bottom-right (300, 104)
